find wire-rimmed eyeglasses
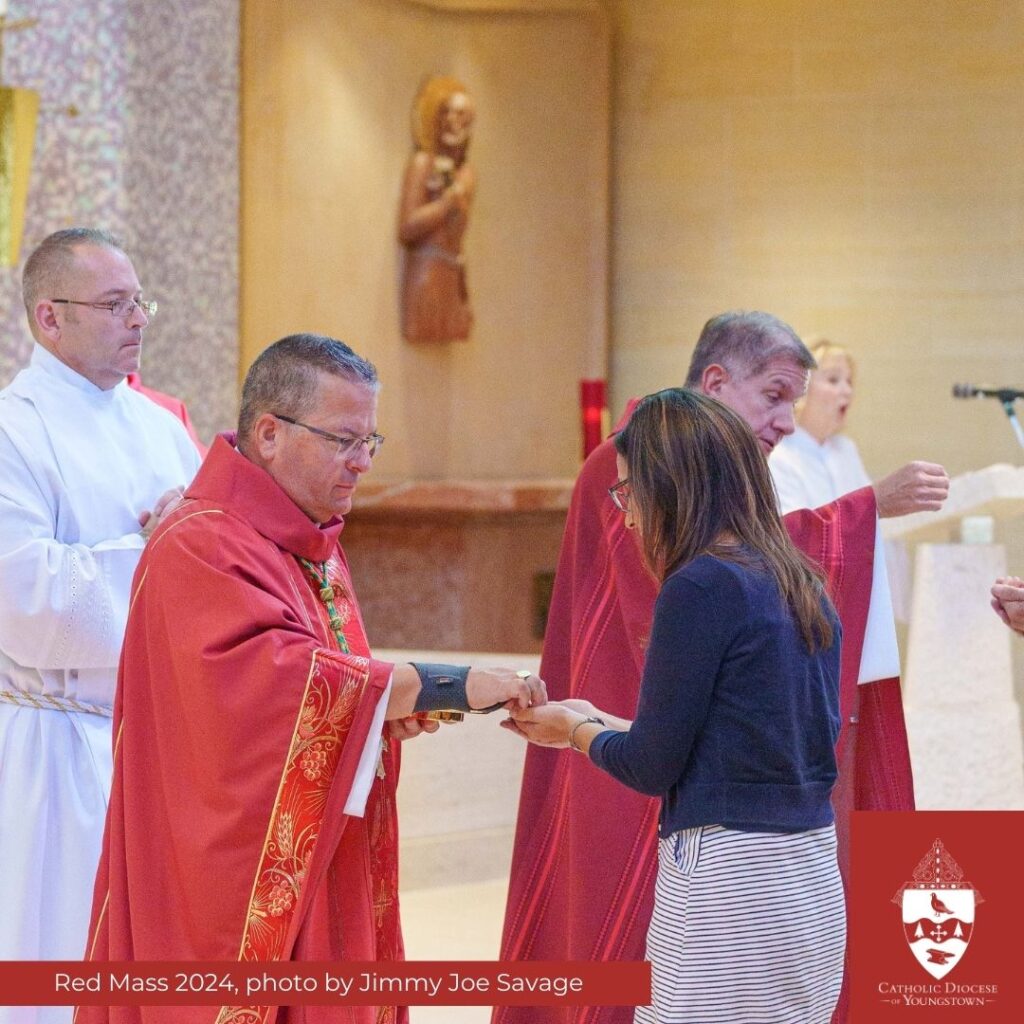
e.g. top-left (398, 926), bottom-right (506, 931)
top-left (50, 297), bottom-right (158, 319)
top-left (272, 414), bottom-right (385, 460)
top-left (608, 478), bottom-right (631, 513)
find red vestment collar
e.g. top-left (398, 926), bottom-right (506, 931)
top-left (187, 432), bottom-right (345, 562)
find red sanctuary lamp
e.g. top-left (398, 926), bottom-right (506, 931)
top-left (579, 378), bottom-right (609, 460)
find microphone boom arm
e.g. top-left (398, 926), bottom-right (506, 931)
top-left (953, 383), bottom-right (1024, 449)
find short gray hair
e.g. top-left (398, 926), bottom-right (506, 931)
top-left (22, 228), bottom-right (127, 320)
top-left (685, 311), bottom-right (815, 387)
top-left (238, 333), bottom-right (379, 444)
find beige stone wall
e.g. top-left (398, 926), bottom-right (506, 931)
top-left (241, 0), bottom-right (609, 481)
top-left (608, 0), bottom-right (1024, 482)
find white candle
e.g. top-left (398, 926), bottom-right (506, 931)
top-left (0, 2), bottom-right (8, 20)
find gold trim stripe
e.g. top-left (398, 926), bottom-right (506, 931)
top-left (111, 718), bottom-right (124, 762)
top-left (128, 509), bottom-right (226, 615)
top-left (85, 892), bottom-right (110, 962)
top-left (146, 506), bottom-right (224, 552)
top-left (232, 650), bottom-right (320, 962)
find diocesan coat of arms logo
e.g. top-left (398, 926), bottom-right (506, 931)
top-left (892, 838), bottom-right (983, 980)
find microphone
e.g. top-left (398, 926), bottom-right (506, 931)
top-left (953, 383), bottom-right (1024, 403)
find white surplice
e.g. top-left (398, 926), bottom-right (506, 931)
top-left (769, 426), bottom-right (904, 683)
top-left (0, 346), bottom-right (202, 1020)
top-left (769, 427), bottom-right (871, 516)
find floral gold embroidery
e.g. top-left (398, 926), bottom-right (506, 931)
top-left (219, 553), bottom-right (400, 1024)
top-left (268, 882), bottom-right (295, 917)
top-left (300, 743), bottom-right (329, 782)
top-left (218, 650), bottom-right (371, 1023)
top-left (241, 653), bottom-right (368, 960)
top-left (216, 1009), bottom-right (265, 1024)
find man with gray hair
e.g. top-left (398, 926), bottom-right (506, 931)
top-left (499, 310), bottom-right (949, 1024)
top-left (684, 312), bottom-right (948, 514)
top-left (80, 334), bottom-right (544, 1023)
top-left (0, 228), bottom-right (202, 1018)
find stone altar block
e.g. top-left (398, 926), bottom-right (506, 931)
top-left (883, 464), bottom-right (1024, 809)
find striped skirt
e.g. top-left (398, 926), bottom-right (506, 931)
top-left (634, 824), bottom-right (845, 1024)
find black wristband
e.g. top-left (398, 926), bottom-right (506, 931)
top-left (410, 663), bottom-right (472, 713)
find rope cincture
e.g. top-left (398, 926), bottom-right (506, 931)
top-left (0, 689), bottom-right (113, 718)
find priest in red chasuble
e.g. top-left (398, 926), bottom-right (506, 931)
top-left (497, 311), bottom-right (949, 1024)
top-left (79, 334), bottom-right (545, 1024)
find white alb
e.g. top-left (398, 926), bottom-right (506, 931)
top-left (0, 345), bottom-right (202, 1024)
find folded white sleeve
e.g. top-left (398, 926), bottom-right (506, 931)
top-left (857, 519), bottom-right (902, 685)
top-left (343, 672), bottom-right (393, 816)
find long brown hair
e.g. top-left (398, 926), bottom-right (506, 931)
top-left (614, 388), bottom-right (834, 651)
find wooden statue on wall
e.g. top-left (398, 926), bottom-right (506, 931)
top-left (398, 76), bottom-right (475, 343)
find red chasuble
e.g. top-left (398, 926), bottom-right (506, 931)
top-left (126, 372), bottom-right (207, 453)
top-left (497, 418), bottom-right (915, 1024)
top-left (79, 436), bottom-right (405, 1024)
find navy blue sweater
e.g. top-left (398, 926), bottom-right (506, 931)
top-left (589, 551), bottom-right (841, 836)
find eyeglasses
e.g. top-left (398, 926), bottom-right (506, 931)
top-left (273, 414), bottom-right (385, 459)
top-left (608, 478), bottom-right (631, 513)
top-left (50, 297), bottom-right (158, 319)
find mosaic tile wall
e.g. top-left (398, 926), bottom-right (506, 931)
top-left (0, 0), bottom-right (238, 443)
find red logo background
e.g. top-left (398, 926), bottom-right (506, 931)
top-left (850, 811), bottom-right (1022, 1022)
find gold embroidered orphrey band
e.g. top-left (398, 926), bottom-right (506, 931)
top-left (0, 688), bottom-right (113, 717)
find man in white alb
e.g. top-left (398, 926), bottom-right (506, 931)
top-left (0, 228), bottom-right (202, 1021)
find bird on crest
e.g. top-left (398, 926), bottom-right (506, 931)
top-left (930, 892), bottom-right (953, 916)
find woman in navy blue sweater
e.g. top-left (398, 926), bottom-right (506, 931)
top-left (507, 389), bottom-right (845, 1024)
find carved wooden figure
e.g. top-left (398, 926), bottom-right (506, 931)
top-left (398, 76), bottom-right (476, 343)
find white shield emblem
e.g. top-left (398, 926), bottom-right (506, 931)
top-left (901, 887), bottom-right (975, 979)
